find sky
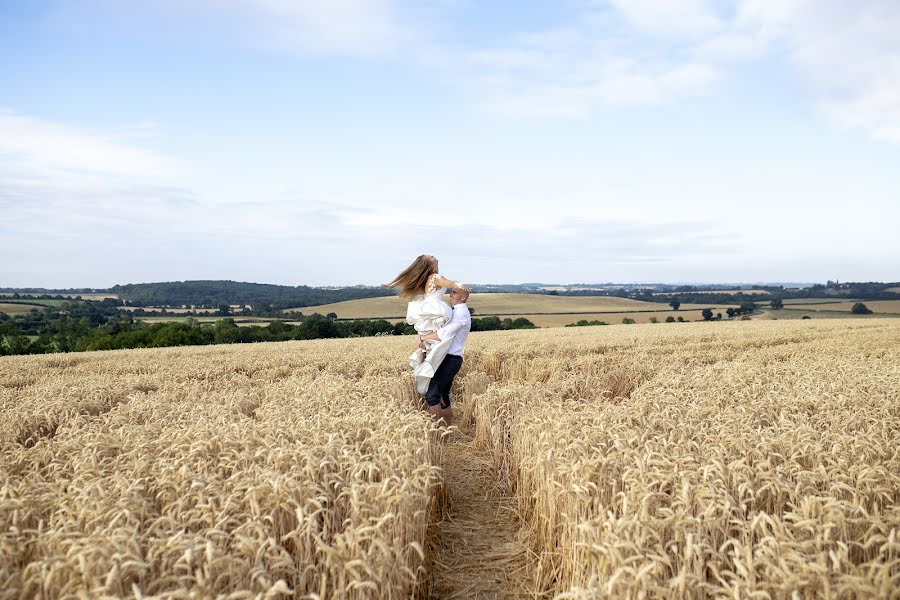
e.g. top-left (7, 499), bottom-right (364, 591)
top-left (1, 0), bottom-right (899, 288)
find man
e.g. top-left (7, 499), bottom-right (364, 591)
top-left (417, 287), bottom-right (471, 427)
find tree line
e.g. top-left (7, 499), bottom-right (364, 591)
top-left (633, 282), bottom-right (900, 306)
top-left (109, 280), bottom-right (396, 309)
top-left (0, 300), bottom-right (535, 356)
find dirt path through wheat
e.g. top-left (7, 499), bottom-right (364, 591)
top-left (429, 412), bottom-right (540, 599)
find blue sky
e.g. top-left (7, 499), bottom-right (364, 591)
top-left (2, 0), bottom-right (899, 287)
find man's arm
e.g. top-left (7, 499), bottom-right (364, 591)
top-left (419, 308), bottom-right (468, 342)
top-left (420, 321), bottom-right (463, 342)
top-left (433, 275), bottom-right (471, 291)
top-left (438, 307), bottom-right (470, 339)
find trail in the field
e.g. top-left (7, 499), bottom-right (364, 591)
top-left (429, 413), bottom-right (539, 599)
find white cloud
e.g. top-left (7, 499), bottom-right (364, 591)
top-left (55, 0), bottom-right (416, 58)
top-left (430, 25), bottom-right (721, 119)
top-left (117, 120), bottom-right (162, 141)
top-left (0, 110), bottom-right (364, 246)
top-left (0, 111), bottom-right (748, 286)
top-left (48, 0), bottom-right (900, 141)
top-left (469, 58), bottom-right (719, 118)
top-left (705, 0), bottom-right (900, 144)
top-left (438, 0), bottom-right (900, 143)
top-left (0, 109), bottom-right (178, 178)
top-left (661, 63), bottom-right (719, 93)
top-left (694, 32), bottom-right (768, 62)
top-left (479, 88), bottom-right (594, 119)
top-left (606, 0), bottom-right (725, 38)
top-left (770, 0), bottom-right (900, 143)
top-left (223, 0), bottom-right (413, 56)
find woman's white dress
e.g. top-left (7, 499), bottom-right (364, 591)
top-left (406, 275), bottom-right (454, 394)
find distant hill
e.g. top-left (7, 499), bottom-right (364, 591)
top-left (109, 280), bottom-right (394, 308)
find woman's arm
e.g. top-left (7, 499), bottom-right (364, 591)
top-left (433, 275), bottom-right (470, 291)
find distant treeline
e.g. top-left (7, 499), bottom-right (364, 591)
top-left (0, 288), bottom-right (100, 295)
top-left (109, 280), bottom-right (396, 309)
top-left (0, 299), bottom-right (534, 356)
top-left (5, 280), bottom-right (898, 309)
top-left (508, 281), bottom-right (900, 304)
top-left (626, 282), bottom-right (900, 305)
top-left (0, 293), bottom-right (90, 300)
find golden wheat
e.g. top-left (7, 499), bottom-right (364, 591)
top-left (1, 341), bottom-right (440, 599)
top-left (2, 319), bottom-right (898, 598)
top-left (464, 320), bottom-right (900, 598)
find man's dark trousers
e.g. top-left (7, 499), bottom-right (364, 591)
top-left (425, 354), bottom-right (463, 409)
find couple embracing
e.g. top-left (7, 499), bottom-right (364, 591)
top-left (385, 255), bottom-right (471, 427)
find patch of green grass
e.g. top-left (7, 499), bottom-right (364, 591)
top-left (0, 299), bottom-right (67, 307)
top-left (763, 308), bottom-right (894, 320)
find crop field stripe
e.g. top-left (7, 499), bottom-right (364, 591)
top-left (770, 299), bottom-right (853, 306)
top-left (332, 307), bottom-right (726, 322)
top-left (0, 300), bottom-right (53, 307)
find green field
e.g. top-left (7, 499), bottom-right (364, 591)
top-left (757, 299), bottom-right (900, 320)
top-left (781, 300), bottom-right (900, 313)
top-left (0, 299), bottom-right (68, 308)
top-left (779, 298), bottom-right (851, 305)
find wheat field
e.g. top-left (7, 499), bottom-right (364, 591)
top-left (0, 342), bottom-right (442, 599)
top-left (2, 319), bottom-right (898, 598)
top-left (290, 293), bottom-right (731, 321)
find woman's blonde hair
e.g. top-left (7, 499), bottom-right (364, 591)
top-left (386, 255), bottom-right (436, 299)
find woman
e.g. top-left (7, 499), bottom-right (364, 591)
top-left (385, 255), bottom-right (470, 394)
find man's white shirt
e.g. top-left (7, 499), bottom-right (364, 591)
top-left (437, 302), bottom-right (471, 356)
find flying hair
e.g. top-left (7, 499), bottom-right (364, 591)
top-left (386, 255), bottom-right (436, 299)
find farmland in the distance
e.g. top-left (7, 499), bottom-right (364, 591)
top-left (780, 298), bottom-right (853, 305)
top-left (506, 307), bottom-right (736, 327)
top-left (2, 319), bottom-right (898, 598)
top-left (0, 303), bottom-right (43, 316)
top-left (0, 299), bottom-right (67, 309)
top-left (136, 316), bottom-right (299, 327)
top-left (119, 306), bottom-right (222, 314)
top-left (779, 300), bottom-right (900, 313)
top-left (291, 292), bottom-right (734, 323)
top-left (652, 289), bottom-right (770, 295)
